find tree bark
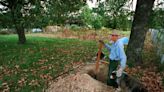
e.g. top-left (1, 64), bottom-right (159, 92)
top-left (126, 0), bottom-right (155, 64)
top-left (11, 5), bottom-right (26, 44)
top-left (16, 26), bottom-right (26, 44)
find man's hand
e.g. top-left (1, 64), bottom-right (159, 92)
top-left (116, 67), bottom-right (123, 77)
top-left (99, 40), bottom-right (105, 45)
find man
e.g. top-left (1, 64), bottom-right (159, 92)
top-left (99, 31), bottom-right (129, 88)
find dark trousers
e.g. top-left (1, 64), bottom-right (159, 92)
top-left (107, 59), bottom-right (119, 88)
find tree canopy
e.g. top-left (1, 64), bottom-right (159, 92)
top-left (0, 0), bottom-right (85, 44)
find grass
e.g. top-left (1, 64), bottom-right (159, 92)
top-left (0, 34), bottom-right (98, 92)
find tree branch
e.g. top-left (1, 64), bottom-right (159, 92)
top-left (0, 1), bottom-right (9, 7)
top-left (0, 7), bottom-right (8, 12)
top-left (156, 2), bottom-right (164, 7)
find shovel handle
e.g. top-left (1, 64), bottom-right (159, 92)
top-left (95, 42), bottom-right (103, 73)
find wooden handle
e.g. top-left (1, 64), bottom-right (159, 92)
top-left (101, 61), bottom-right (109, 65)
top-left (95, 43), bottom-right (103, 73)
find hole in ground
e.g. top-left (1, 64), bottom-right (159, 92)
top-left (84, 63), bottom-right (108, 84)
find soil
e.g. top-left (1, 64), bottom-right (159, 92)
top-left (46, 63), bottom-right (115, 92)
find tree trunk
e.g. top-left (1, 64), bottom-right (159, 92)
top-left (16, 26), bottom-right (26, 44)
top-left (126, 0), bottom-right (155, 64)
top-left (10, 4), bottom-right (26, 44)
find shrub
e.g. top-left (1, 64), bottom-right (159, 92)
top-left (69, 24), bottom-right (81, 31)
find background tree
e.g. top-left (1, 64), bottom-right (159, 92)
top-left (0, 0), bottom-right (49, 44)
top-left (80, 6), bottom-right (94, 28)
top-left (92, 14), bottom-right (104, 30)
top-left (149, 8), bottom-right (164, 29)
top-left (47, 0), bottom-right (85, 25)
top-left (126, 0), bottom-right (155, 64)
top-left (80, 5), bottom-right (104, 30)
top-left (93, 0), bottom-right (131, 30)
top-left (0, 0), bottom-right (85, 44)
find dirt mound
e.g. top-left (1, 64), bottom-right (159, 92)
top-left (47, 73), bottom-right (114, 92)
top-left (46, 63), bottom-right (115, 92)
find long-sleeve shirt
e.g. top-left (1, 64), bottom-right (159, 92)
top-left (104, 37), bottom-right (129, 69)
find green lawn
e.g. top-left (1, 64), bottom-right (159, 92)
top-left (0, 35), bottom-right (98, 92)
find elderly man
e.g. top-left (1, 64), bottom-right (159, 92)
top-left (99, 31), bottom-right (129, 88)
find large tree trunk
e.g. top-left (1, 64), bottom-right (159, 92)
top-left (126, 0), bottom-right (155, 64)
top-left (10, 4), bottom-right (26, 44)
top-left (16, 26), bottom-right (26, 44)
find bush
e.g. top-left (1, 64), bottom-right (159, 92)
top-left (69, 24), bottom-right (81, 31)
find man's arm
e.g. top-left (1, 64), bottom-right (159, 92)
top-left (116, 42), bottom-right (127, 77)
top-left (118, 43), bottom-right (127, 70)
top-left (104, 44), bottom-right (111, 52)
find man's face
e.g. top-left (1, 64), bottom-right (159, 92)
top-left (110, 34), bottom-right (119, 42)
